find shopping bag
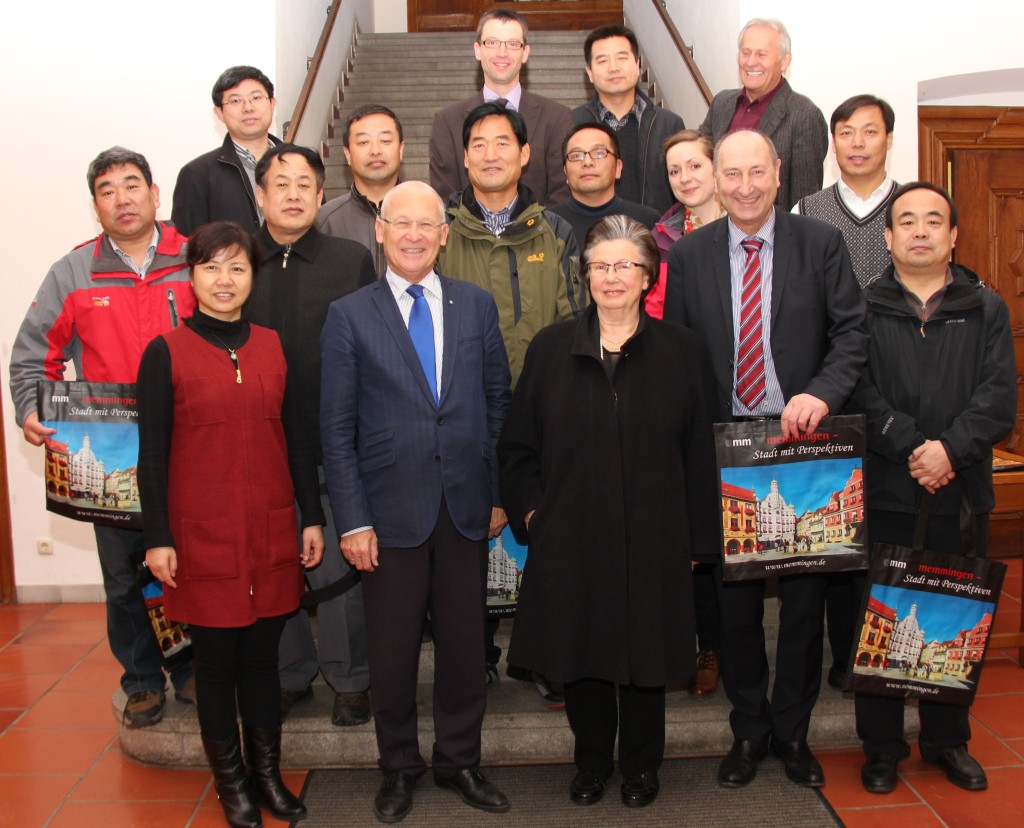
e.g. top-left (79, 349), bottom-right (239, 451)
top-left (36, 381), bottom-right (142, 529)
top-left (486, 524), bottom-right (527, 619)
top-left (714, 414), bottom-right (869, 581)
top-left (848, 498), bottom-right (1006, 705)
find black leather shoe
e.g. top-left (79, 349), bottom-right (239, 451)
top-left (717, 739), bottom-right (767, 788)
top-left (827, 665), bottom-right (848, 691)
top-left (332, 690), bottom-right (371, 726)
top-left (279, 686), bottom-right (313, 722)
top-left (435, 767), bottom-right (510, 812)
top-left (922, 744), bottom-right (988, 791)
top-left (569, 771), bottom-right (606, 805)
top-left (374, 772), bottom-right (416, 823)
top-left (771, 738), bottom-right (825, 788)
top-left (621, 770), bottom-right (660, 807)
top-left (861, 754), bottom-right (898, 793)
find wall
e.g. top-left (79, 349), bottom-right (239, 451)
top-left (276, 0), bottom-right (338, 134)
top-left (375, 0), bottom-right (408, 33)
top-left (1, 0), bottom-right (276, 600)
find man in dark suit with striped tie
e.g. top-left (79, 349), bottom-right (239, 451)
top-left (664, 129), bottom-right (867, 790)
top-left (320, 180), bottom-right (512, 823)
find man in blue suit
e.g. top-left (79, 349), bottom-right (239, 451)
top-left (320, 180), bottom-right (512, 823)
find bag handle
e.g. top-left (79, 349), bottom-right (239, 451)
top-left (912, 490), bottom-right (977, 557)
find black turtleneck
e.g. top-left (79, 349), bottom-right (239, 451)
top-left (136, 309), bottom-right (324, 550)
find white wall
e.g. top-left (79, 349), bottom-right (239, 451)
top-left (1, 0), bottom-right (276, 599)
top-left (375, 0), bottom-right (408, 33)
top-left (276, 0), bottom-right (337, 134)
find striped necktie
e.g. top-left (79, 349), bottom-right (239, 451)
top-left (736, 238), bottom-right (766, 410)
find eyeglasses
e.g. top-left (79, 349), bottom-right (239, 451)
top-left (379, 217), bottom-right (445, 234)
top-left (565, 148), bottom-right (616, 163)
top-left (221, 93), bottom-right (269, 109)
top-left (587, 260), bottom-right (648, 276)
top-left (479, 38), bottom-right (526, 51)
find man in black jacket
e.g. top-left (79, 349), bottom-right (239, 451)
top-left (573, 25), bottom-right (684, 215)
top-left (172, 66), bottom-right (280, 235)
top-left (244, 144), bottom-right (377, 728)
top-left (850, 182), bottom-right (1016, 795)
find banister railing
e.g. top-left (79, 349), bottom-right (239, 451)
top-left (285, 1), bottom-right (344, 144)
top-left (649, 0), bottom-right (712, 107)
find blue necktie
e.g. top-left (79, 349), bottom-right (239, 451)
top-left (406, 284), bottom-right (438, 405)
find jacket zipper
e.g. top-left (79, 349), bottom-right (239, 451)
top-left (166, 289), bottom-right (179, 328)
top-left (282, 244), bottom-right (292, 269)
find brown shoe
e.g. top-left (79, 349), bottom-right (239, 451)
top-left (123, 689), bottom-right (166, 728)
top-left (688, 650), bottom-right (720, 696)
top-left (332, 689), bottom-right (371, 726)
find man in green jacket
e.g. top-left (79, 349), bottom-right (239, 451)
top-left (439, 100), bottom-right (583, 388)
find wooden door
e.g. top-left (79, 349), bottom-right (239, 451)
top-left (408, 0), bottom-right (484, 32)
top-left (919, 107), bottom-right (1024, 451)
top-left (408, 1), bottom-right (623, 32)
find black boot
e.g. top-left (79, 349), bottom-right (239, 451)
top-left (243, 725), bottom-right (307, 821)
top-left (202, 733), bottom-right (262, 828)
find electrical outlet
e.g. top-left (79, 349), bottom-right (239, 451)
top-left (36, 537), bottom-right (54, 555)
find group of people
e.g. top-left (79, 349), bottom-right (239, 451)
top-left (6, 7), bottom-right (1017, 827)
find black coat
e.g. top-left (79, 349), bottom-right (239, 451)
top-left (498, 305), bottom-right (719, 686)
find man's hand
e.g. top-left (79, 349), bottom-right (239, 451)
top-left (146, 546), bottom-right (178, 588)
top-left (524, 510), bottom-right (536, 530)
top-left (780, 394), bottom-right (829, 438)
top-left (909, 440), bottom-right (955, 493)
top-left (489, 508), bottom-right (508, 539)
top-left (22, 412), bottom-right (56, 446)
top-left (341, 528), bottom-right (379, 572)
top-left (300, 525), bottom-right (325, 568)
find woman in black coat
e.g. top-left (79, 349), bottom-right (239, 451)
top-left (498, 215), bottom-right (718, 809)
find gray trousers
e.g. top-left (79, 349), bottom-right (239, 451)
top-left (278, 467), bottom-right (370, 693)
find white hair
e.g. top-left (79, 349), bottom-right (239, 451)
top-left (738, 18), bottom-right (791, 59)
top-left (379, 180), bottom-right (445, 223)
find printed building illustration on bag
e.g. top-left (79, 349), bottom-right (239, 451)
top-left (43, 430), bottom-right (140, 509)
top-left (855, 590), bottom-right (992, 684)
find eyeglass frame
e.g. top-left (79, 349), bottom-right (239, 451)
top-left (564, 148), bottom-right (617, 163)
top-left (378, 217), bottom-right (447, 234)
top-left (478, 38), bottom-right (527, 51)
top-left (220, 92), bottom-right (270, 109)
top-left (586, 260), bottom-right (649, 276)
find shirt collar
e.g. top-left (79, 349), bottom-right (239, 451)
top-left (108, 225), bottom-right (160, 276)
top-left (386, 267), bottom-right (442, 301)
top-left (727, 208), bottom-right (777, 252)
top-left (483, 84), bottom-right (522, 111)
top-left (596, 92), bottom-right (645, 129)
top-left (837, 174), bottom-right (894, 212)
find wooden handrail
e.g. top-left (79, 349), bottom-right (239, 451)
top-left (285, 1), bottom-right (344, 143)
top-left (649, 0), bottom-right (712, 106)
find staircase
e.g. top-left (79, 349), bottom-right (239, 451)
top-left (118, 600), bottom-right (908, 768)
top-left (320, 30), bottom-right (670, 201)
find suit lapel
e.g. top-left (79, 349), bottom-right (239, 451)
top-left (756, 80), bottom-right (791, 138)
top-left (370, 282), bottom-right (438, 406)
top-left (438, 277), bottom-right (460, 405)
top-left (771, 210), bottom-right (792, 324)
top-left (712, 221), bottom-right (734, 344)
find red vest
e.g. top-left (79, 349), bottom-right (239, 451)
top-left (162, 323), bottom-right (302, 627)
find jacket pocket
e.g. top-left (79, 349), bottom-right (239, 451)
top-left (179, 517), bottom-right (239, 580)
top-left (267, 506), bottom-right (299, 570)
top-left (261, 371), bottom-right (286, 419)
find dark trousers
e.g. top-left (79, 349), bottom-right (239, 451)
top-left (189, 615), bottom-right (288, 741)
top-left (693, 561), bottom-right (721, 652)
top-left (715, 571), bottom-right (826, 743)
top-left (563, 679), bottom-right (666, 777)
top-left (825, 570), bottom-right (858, 670)
top-left (94, 525), bottom-right (191, 695)
top-left (854, 509), bottom-right (988, 758)
top-left (362, 498), bottom-right (488, 778)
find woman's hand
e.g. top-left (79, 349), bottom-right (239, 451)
top-left (146, 546), bottom-right (178, 588)
top-left (301, 525), bottom-right (325, 568)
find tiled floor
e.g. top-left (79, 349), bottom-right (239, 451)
top-left (1, 558), bottom-right (1021, 827)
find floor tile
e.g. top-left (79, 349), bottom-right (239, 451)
top-left (1006, 738), bottom-right (1024, 761)
top-left (12, 619), bottom-right (105, 648)
top-left (960, 721), bottom-right (1024, 768)
top-left (0, 604), bottom-right (57, 634)
top-left (0, 774), bottom-right (78, 828)
top-left (15, 688), bottom-right (117, 729)
top-left (817, 748), bottom-right (923, 809)
top-left (71, 749), bottom-right (210, 802)
top-left (0, 643), bottom-right (91, 675)
top-left (0, 672), bottom-right (60, 708)
top-left (836, 804), bottom-right (945, 828)
top-left (47, 801), bottom-right (197, 827)
top-left (45, 603), bottom-right (108, 621)
top-left (56, 657), bottom-right (122, 692)
top-left (0, 708), bottom-right (23, 733)
top-left (970, 694), bottom-right (1024, 739)
top-left (974, 657), bottom-right (1024, 695)
top-left (904, 766), bottom-right (1024, 827)
top-left (0, 727), bottom-right (113, 774)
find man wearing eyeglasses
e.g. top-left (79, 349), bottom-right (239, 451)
top-left (573, 25), bottom-right (685, 215)
top-left (172, 66), bottom-right (280, 236)
top-left (244, 144), bottom-right (377, 730)
top-left (429, 8), bottom-right (573, 207)
top-left (551, 123), bottom-right (660, 248)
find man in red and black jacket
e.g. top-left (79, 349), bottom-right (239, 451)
top-left (9, 146), bottom-right (197, 729)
